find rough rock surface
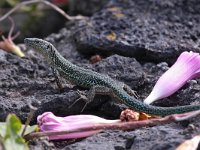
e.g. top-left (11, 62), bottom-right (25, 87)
top-left (0, 0), bottom-right (200, 149)
top-left (72, 0), bottom-right (200, 64)
top-left (69, 0), bottom-right (109, 16)
top-left (62, 119), bottom-right (200, 150)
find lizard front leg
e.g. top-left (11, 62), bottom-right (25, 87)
top-left (51, 67), bottom-right (75, 90)
top-left (51, 66), bottom-right (64, 90)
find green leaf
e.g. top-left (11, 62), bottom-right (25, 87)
top-left (0, 123), bottom-right (38, 137)
top-left (19, 125), bottom-right (38, 136)
top-left (0, 136), bottom-right (4, 150)
top-left (0, 123), bottom-right (6, 136)
top-left (4, 114), bottom-right (28, 150)
top-left (0, 114), bottom-right (38, 150)
top-left (6, 114), bottom-right (22, 133)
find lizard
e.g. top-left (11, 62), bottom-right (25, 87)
top-left (24, 38), bottom-right (200, 116)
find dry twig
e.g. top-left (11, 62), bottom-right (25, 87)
top-left (0, 0), bottom-right (86, 22)
top-left (21, 104), bottom-right (38, 137)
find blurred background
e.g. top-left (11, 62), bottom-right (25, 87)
top-left (0, 0), bottom-right (109, 42)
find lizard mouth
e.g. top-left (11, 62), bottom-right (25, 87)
top-left (24, 38), bottom-right (39, 49)
top-left (24, 38), bottom-right (52, 62)
top-left (24, 38), bottom-right (32, 47)
top-left (24, 38), bottom-right (47, 54)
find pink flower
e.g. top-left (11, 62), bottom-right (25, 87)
top-left (0, 17), bottom-right (24, 57)
top-left (144, 51), bottom-right (200, 104)
top-left (37, 112), bottom-right (120, 140)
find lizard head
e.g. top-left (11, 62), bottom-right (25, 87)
top-left (24, 38), bottom-right (55, 60)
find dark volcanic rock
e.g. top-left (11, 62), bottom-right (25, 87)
top-left (29, 138), bottom-right (55, 150)
top-left (73, 0), bottom-right (200, 64)
top-left (93, 54), bottom-right (145, 89)
top-left (62, 118), bottom-right (200, 150)
top-left (69, 0), bottom-right (109, 16)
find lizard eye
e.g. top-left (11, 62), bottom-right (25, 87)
top-left (46, 45), bottom-right (50, 49)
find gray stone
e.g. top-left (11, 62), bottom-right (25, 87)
top-left (62, 119), bottom-right (200, 150)
top-left (72, 0), bottom-right (200, 64)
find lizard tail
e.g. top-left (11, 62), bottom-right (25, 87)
top-left (113, 87), bottom-right (200, 116)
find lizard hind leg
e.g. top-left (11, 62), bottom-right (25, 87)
top-left (68, 90), bottom-right (88, 111)
top-left (69, 86), bottom-right (113, 113)
top-left (122, 84), bottom-right (139, 98)
top-left (83, 85), bottom-right (114, 112)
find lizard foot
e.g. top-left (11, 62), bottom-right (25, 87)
top-left (123, 84), bottom-right (139, 98)
top-left (68, 90), bottom-right (88, 112)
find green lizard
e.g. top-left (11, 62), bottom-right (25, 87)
top-left (24, 38), bottom-right (200, 116)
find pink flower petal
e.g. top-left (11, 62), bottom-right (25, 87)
top-left (144, 51), bottom-right (200, 104)
top-left (37, 112), bottom-right (120, 140)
